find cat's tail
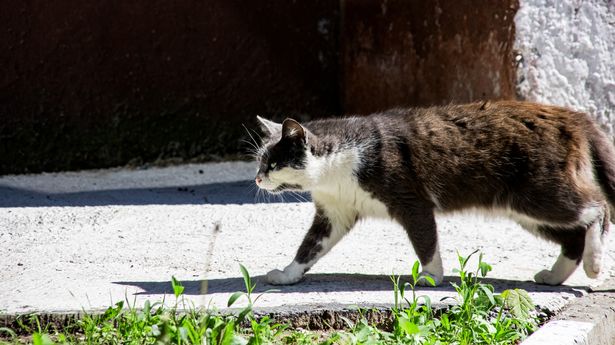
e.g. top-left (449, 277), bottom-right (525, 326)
top-left (588, 126), bottom-right (615, 223)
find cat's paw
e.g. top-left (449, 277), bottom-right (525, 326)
top-left (416, 271), bottom-right (442, 287)
top-left (583, 254), bottom-right (602, 279)
top-left (534, 269), bottom-right (564, 285)
top-left (266, 268), bottom-right (303, 285)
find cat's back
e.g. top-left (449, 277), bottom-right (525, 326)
top-left (354, 101), bottom-right (603, 212)
top-left (306, 100), bottom-right (592, 135)
top-left (303, 100), bottom-right (597, 176)
top-left (365, 100), bottom-right (596, 161)
top-left (376, 100), bottom-right (590, 139)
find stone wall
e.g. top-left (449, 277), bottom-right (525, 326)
top-left (515, 0), bottom-right (615, 134)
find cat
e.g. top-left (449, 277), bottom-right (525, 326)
top-left (252, 100), bottom-right (615, 286)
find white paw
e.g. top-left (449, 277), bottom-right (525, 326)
top-left (266, 268), bottom-right (303, 285)
top-left (583, 256), bottom-right (602, 279)
top-left (534, 269), bottom-right (564, 285)
top-left (416, 271), bottom-right (443, 287)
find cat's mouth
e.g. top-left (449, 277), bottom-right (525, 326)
top-left (258, 183), bottom-right (303, 194)
top-left (272, 183), bottom-right (303, 193)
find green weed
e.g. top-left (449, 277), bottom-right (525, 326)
top-left (2, 252), bottom-right (538, 344)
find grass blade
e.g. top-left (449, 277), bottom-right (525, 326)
top-left (239, 264), bottom-right (252, 294)
top-left (227, 292), bottom-right (244, 307)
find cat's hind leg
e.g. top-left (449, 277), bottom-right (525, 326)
top-left (533, 225), bottom-right (585, 285)
top-left (582, 204), bottom-right (609, 278)
top-left (394, 206), bottom-right (443, 287)
top-left (266, 205), bottom-right (356, 285)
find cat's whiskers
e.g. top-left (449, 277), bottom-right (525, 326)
top-left (250, 185), bottom-right (257, 203)
top-left (242, 124), bottom-right (261, 149)
top-left (247, 183), bottom-right (258, 199)
top-left (251, 183), bottom-right (263, 203)
top-left (258, 187), bottom-right (266, 203)
top-left (240, 143), bottom-right (263, 162)
top-left (240, 139), bottom-right (259, 153)
top-left (289, 191), bottom-right (309, 203)
top-left (249, 127), bottom-right (264, 144)
top-left (242, 124), bottom-right (271, 162)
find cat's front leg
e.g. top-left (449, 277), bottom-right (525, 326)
top-left (265, 262), bottom-right (308, 285)
top-left (266, 205), bottom-right (355, 285)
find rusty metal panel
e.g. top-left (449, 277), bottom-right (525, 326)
top-left (341, 0), bottom-right (519, 114)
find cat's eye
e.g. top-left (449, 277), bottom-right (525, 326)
top-left (269, 162), bottom-right (277, 169)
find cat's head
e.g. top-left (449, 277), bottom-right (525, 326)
top-left (253, 116), bottom-right (313, 193)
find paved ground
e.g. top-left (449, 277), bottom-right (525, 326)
top-left (1, 161), bottom-right (614, 318)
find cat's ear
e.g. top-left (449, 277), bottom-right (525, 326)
top-left (256, 115), bottom-right (282, 136)
top-left (282, 118), bottom-right (307, 143)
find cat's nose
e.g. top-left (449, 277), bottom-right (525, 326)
top-left (255, 176), bottom-right (262, 184)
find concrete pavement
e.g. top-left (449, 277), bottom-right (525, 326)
top-left (1, 161), bottom-right (614, 327)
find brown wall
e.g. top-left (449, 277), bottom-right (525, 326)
top-left (342, 0), bottom-right (518, 113)
top-left (0, 1), bottom-right (340, 174)
top-left (0, 1), bottom-right (519, 175)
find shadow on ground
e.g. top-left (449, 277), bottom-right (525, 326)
top-left (114, 273), bottom-right (587, 297)
top-left (0, 181), bottom-right (310, 207)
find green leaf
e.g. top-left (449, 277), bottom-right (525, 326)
top-left (354, 323), bottom-right (371, 341)
top-left (402, 282), bottom-right (412, 299)
top-left (479, 284), bottom-right (496, 305)
top-left (239, 264), bottom-right (252, 294)
top-left (458, 249), bottom-right (479, 270)
top-left (398, 317), bottom-right (420, 335)
top-left (171, 276), bottom-right (185, 298)
top-left (104, 301), bottom-right (123, 319)
top-left (411, 261), bottom-right (420, 283)
top-left (32, 333), bottom-right (54, 345)
top-left (182, 322), bottom-right (199, 344)
top-left (479, 261), bottom-right (493, 277)
top-left (227, 292), bottom-right (244, 307)
top-left (143, 299), bottom-right (151, 314)
top-left (420, 275), bottom-right (436, 287)
top-left (502, 289), bottom-right (534, 320)
top-left (457, 251), bottom-right (465, 268)
top-left (253, 289), bottom-right (280, 304)
top-left (440, 313), bottom-right (450, 330)
top-left (237, 304), bottom-right (253, 323)
top-left (391, 274), bottom-right (400, 309)
top-left (220, 320), bottom-right (236, 345)
top-left (417, 295), bottom-right (432, 311)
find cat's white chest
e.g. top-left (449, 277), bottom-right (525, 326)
top-left (312, 179), bottom-right (390, 219)
top-left (351, 184), bottom-right (390, 218)
top-left (307, 147), bottom-right (390, 219)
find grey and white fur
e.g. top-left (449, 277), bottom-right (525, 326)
top-left (253, 101), bottom-right (615, 286)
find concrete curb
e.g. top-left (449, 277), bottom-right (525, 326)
top-left (2, 287), bottom-right (613, 342)
top-left (0, 304), bottom-right (398, 335)
top-left (522, 280), bottom-right (615, 345)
